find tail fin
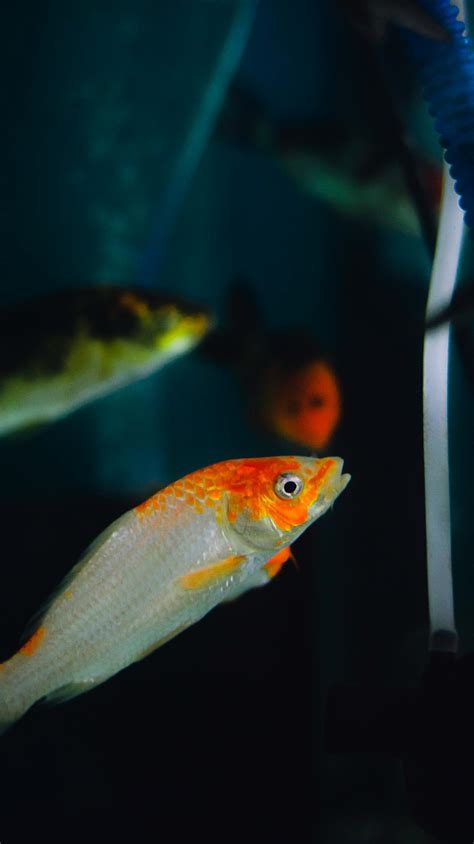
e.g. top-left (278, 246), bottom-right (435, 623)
top-left (199, 279), bottom-right (265, 368)
top-left (0, 658), bottom-right (37, 736)
top-left (217, 82), bottom-right (349, 162)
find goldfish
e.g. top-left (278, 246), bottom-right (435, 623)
top-left (202, 283), bottom-right (342, 451)
top-left (0, 285), bottom-right (210, 437)
top-left (0, 455), bottom-right (350, 732)
top-left (217, 85), bottom-right (442, 236)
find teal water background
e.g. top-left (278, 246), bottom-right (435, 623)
top-left (0, 1), bottom-right (472, 840)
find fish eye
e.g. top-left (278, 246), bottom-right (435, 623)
top-left (309, 394), bottom-right (324, 408)
top-left (274, 472), bottom-right (304, 499)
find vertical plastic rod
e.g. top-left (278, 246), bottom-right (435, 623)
top-left (423, 0), bottom-right (468, 653)
top-left (424, 162), bottom-right (463, 652)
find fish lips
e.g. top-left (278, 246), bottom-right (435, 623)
top-left (309, 458), bottom-right (351, 519)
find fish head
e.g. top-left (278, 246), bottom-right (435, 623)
top-left (223, 455), bottom-right (350, 552)
top-left (269, 360), bottom-right (341, 450)
top-left (116, 289), bottom-right (211, 356)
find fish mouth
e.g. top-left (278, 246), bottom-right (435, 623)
top-left (156, 312), bottom-right (211, 353)
top-left (326, 457), bottom-right (351, 498)
top-left (332, 459), bottom-right (351, 496)
top-left (308, 456), bottom-right (350, 515)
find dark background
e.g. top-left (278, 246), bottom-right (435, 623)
top-left (0, 1), bottom-right (472, 842)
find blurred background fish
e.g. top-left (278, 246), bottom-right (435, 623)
top-left (0, 285), bottom-right (210, 437)
top-left (426, 281), bottom-right (474, 330)
top-left (202, 282), bottom-right (342, 451)
top-left (216, 82), bottom-right (442, 236)
top-left (337, 0), bottom-right (449, 41)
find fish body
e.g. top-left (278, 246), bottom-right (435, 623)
top-left (278, 135), bottom-right (440, 236)
top-left (0, 285), bottom-right (210, 436)
top-left (202, 284), bottom-right (342, 451)
top-left (217, 86), bottom-right (441, 235)
top-left (0, 455), bottom-right (350, 731)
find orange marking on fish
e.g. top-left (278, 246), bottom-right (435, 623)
top-left (20, 626), bottom-right (46, 656)
top-left (119, 292), bottom-right (151, 320)
top-left (180, 555), bottom-right (246, 590)
top-left (223, 456), bottom-right (306, 531)
top-left (264, 546), bottom-right (294, 579)
top-left (64, 590), bottom-right (73, 599)
top-left (135, 488), bottom-right (173, 519)
top-left (135, 494), bottom-right (160, 518)
top-left (175, 456), bottom-right (337, 532)
top-left (137, 456), bottom-right (337, 533)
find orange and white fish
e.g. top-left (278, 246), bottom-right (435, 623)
top-left (0, 455), bottom-right (349, 733)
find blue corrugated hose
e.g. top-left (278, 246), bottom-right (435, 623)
top-left (404, 0), bottom-right (474, 232)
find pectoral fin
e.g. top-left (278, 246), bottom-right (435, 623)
top-left (180, 555), bottom-right (247, 590)
top-left (223, 546), bottom-right (295, 603)
top-left (263, 545), bottom-right (294, 579)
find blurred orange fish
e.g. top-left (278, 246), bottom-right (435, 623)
top-left (202, 283), bottom-right (342, 451)
top-left (263, 359), bottom-right (342, 451)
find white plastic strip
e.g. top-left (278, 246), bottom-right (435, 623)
top-left (423, 0), bottom-right (467, 651)
top-left (424, 0), bottom-right (467, 655)
top-left (424, 158), bottom-right (463, 652)
top-left (424, 0), bottom-right (467, 652)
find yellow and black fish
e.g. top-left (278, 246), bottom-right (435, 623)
top-left (0, 285), bottom-right (210, 436)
